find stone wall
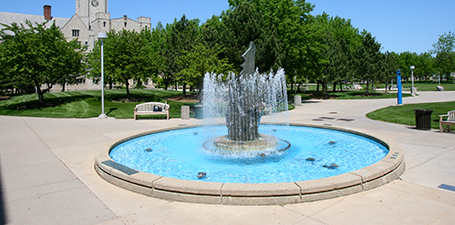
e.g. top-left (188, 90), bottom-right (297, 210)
top-left (110, 16), bottom-right (151, 33)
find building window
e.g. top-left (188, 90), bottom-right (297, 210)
top-left (72, 29), bottom-right (80, 37)
top-left (124, 22), bottom-right (127, 27)
top-left (85, 41), bottom-right (88, 46)
top-left (103, 21), bottom-right (106, 27)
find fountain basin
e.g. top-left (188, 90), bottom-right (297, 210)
top-left (95, 123), bottom-right (404, 205)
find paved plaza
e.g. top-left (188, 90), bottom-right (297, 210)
top-left (0, 91), bottom-right (454, 224)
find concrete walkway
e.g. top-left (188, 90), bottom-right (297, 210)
top-left (0, 91), bottom-right (454, 225)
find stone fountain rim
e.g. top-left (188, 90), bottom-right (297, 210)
top-left (94, 123), bottom-right (404, 205)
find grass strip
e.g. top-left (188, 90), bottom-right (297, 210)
top-left (366, 101), bottom-right (455, 129)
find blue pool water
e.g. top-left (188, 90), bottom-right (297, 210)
top-left (109, 125), bottom-right (388, 183)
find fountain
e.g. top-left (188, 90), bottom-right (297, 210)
top-left (94, 42), bottom-right (405, 205)
top-left (202, 41), bottom-right (290, 156)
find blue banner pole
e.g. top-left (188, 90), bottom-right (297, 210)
top-left (397, 70), bottom-right (402, 105)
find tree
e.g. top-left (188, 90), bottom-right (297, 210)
top-left (148, 21), bottom-right (170, 89)
top-left (431, 31), bottom-right (455, 81)
top-left (131, 29), bottom-right (165, 88)
top-left (416, 52), bottom-right (435, 81)
top-left (177, 43), bottom-right (233, 95)
top-left (159, 15), bottom-right (200, 95)
top-left (226, 0), bottom-right (315, 78)
top-left (397, 51), bottom-right (418, 81)
top-left (310, 13), bottom-right (362, 97)
top-left (319, 31), bottom-right (340, 98)
top-left (88, 29), bottom-right (160, 98)
top-left (0, 20), bottom-right (84, 103)
top-left (355, 32), bottom-right (381, 95)
top-left (220, 1), bottom-right (282, 73)
top-left (254, 0), bottom-right (312, 75)
top-left (51, 37), bottom-right (86, 92)
top-left (377, 51), bottom-right (398, 92)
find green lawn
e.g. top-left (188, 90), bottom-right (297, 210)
top-left (373, 81), bottom-right (455, 91)
top-left (289, 81), bottom-right (455, 94)
top-left (409, 81), bottom-right (455, 91)
top-left (1, 88), bottom-right (453, 127)
top-left (0, 89), bottom-right (197, 119)
top-left (291, 90), bottom-right (411, 100)
top-left (366, 101), bottom-right (455, 130)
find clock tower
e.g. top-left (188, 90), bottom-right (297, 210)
top-left (76, 0), bottom-right (108, 29)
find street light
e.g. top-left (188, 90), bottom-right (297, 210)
top-left (410, 66), bottom-right (415, 97)
top-left (98, 33), bottom-right (108, 119)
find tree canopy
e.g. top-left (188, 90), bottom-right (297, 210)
top-left (431, 31), bottom-right (455, 81)
top-left (1, 0), bottom-right (453, 100)
top-left (0, 20), bottom-right (85, 103)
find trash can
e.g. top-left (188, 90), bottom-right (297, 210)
top-left (413, 109), bottom-right (433, 130)
top-left (181, 105), bottom-right (190, 120)
top-left (294, 95), bottom-right (302, 106)
top-left (195, 104), bottom-right (203, 119)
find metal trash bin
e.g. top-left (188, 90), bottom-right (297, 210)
top-left (195, 104), bottom-right (203, 119)
top-left (413, 109), bottom-right (433, 130)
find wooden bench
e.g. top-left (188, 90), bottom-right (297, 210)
top-left (134, 102), bottom-right (170, 120)
top-left (439, 110), bottom-right (455, 132)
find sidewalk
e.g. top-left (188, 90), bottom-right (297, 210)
top-left (0, 92), bottom-right (454, 224)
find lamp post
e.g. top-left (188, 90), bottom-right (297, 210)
top-left (98, 33), bottom-right (108, 119)
top-left (410, 66), bottom-right (415, 96)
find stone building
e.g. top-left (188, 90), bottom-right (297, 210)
top-left (1, 0), bottom-right (151, 51)
top-left (62, 0), bottom-right (151, 51)
top-left (0, 0), bottom-right (154, 91)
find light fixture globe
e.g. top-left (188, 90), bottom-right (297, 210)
top-left (97, 32), bottom-right (107, 40)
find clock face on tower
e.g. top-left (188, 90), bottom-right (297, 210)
top-left (91, 0), bottom-right (99, 7)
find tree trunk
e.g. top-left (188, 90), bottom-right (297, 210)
top-left (34, 80), bottom-right (44, 104)
top-left (61, 82), bottom-right (66, 92)
top-left (183, 82), bottom-right (187, 96)
top-left (198, 82), bottom-right (203, 103)
top-left (125, 79), bottom-right (130, 98)
top-left (323, 80), bottom-right (329, 99)
top-left (332, 82), bottom-right (337, 92)
top-left (316, 81), bottom-right (320, 92)
top-left (365, 80), bottom-right (370, 95)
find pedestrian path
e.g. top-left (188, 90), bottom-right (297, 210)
top-left (0, 91), bottom-right (454, 224)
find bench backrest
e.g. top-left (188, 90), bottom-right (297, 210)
top-left (449, 111), bottom-right (455, 121)
top-left (135, 103), bottom-right (170, 112)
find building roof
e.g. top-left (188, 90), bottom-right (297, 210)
top-left (0, 12), bottom-right (70, 30)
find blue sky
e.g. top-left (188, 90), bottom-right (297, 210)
top-left (2, 0), bottom-right (454, 54)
